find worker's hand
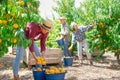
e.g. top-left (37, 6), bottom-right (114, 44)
top-left (60, 32), bottom-right (65, 36)
top-left (69, 46), bottom-right (73, 51)
top-left (31, 52), bottom-right (38, 63)
top-left (92, 22), bottom-right (96, 27)
top-left (61, 34), bottom-right (65, 36)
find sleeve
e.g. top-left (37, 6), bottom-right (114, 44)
top-left (82, 25), bottom-right (92, 32)
top-left (28, 27), bottom-right (36, 52)
top-left (60, 25), bottom-right (63, 33)
top-left (40, 33), bottom-right (49, 52)
top-left (71, 33), bottom-right (76, 44)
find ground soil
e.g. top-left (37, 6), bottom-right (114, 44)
top-left (0, 52), bottom-right (120, 80)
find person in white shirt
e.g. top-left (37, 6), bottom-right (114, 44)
top-left (59, 17), bottom-right (71, 57)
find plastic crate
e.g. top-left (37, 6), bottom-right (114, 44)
top-left (64, 57), bottom-right (73, 66)
top-left (45, 72), bottom-right (66, 80)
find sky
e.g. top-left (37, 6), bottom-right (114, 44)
top-left (39, 0), bottom-right (86, 20)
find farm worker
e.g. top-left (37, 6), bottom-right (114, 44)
top-left (13, 19), bottom-right (53, 80)
top-left (69, 22), bottom-right (96, 65)
top-left (59, 16), bottom-right (71, 57)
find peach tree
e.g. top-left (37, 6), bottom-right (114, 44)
top-left (77, 0), bottom-right (120, 59)
top-left (54, 0), bottom-right (120, 59)
top-left (0, 0), bottom-right (42, 56)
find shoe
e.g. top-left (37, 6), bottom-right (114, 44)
top-left (78, 62), bottom-right (82, 66)
top-left (14, 74), bottom-right (19, 80)
top-left (80, 59), bottom-right (83, 64)
top-left (90, 60), bottom-right (93, 65)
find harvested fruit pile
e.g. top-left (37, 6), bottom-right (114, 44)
top-left (37, 57), bottom-right (46, 66)
top-left (45, 66), bottom-right (65, 74)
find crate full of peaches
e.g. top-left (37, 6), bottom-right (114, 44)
top-left (33, 57), bottom-right (66, 80)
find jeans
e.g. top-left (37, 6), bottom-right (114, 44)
top-left (13, 42), bottom-right (41, 74)
top-left (77, 40), bottom-right (91, 60)
top-left (63, 39), bottom-right (71, 56)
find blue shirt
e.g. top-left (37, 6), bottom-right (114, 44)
top-left (72, 25), bottom-right (91, 44)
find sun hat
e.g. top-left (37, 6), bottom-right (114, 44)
top-left (70, 22), bottom-right (77, 28)
top-left (43, 19), bottom-right (53, 30)
top-left (59, 16), bottom-right (66, 20)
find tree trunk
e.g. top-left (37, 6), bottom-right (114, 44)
top-left (117, 54), bottom-right (120, 62)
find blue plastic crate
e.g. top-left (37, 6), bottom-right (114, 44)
top-left (32, 69), bottom-right (46, 80)
top-left (45, 72), bottom-right (66, 80)
top-left (64, 57), bottom-right (73, 66)
top-left (56, 38), bottom-right (64, 46)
